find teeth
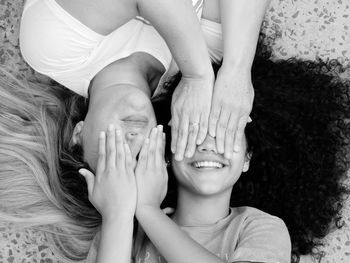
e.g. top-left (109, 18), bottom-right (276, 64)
top-left (193, 161), bottom-right (224, 168)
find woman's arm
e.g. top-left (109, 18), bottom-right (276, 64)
top-left (137, 0), bottom-right (212, 78)
top-left (209, 0), bottom-right (271, 159)
top-left (220, 0), bottom-right (270, 69)
top-left (79, 126), bottom-right (136, 263)
top-left (137, 0), bottom-right (215, 161)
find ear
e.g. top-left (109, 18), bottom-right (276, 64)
top-left (72, 121), bottom-right (84, 146)
top-left (242, 152), bottom-right (252, 173)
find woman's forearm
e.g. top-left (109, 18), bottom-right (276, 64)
top-left (96, 215), bottom-right (134, 263)
top-left (136, 205), bottom-right (225, 263)
top-left (220, 0), bottom-right (271, 70)
top-left (137, 0), bottom-right (213, 78)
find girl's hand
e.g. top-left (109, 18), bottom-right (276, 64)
top-left (135, 125), bottom-right (168, 210)
top-left (209, 66), bottom-right (254, 159)
top-left (79, 124), bottom-right (136, 220)
top-left (171, 73), bottom-right (214, 161)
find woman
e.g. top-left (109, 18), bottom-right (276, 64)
top-left (20, 0), bottom-right (271, 162)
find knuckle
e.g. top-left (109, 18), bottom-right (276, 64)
top-left (178, 129), bottom-right (185, 139)
top-left (149, 148), bottom-right (155, 156)
top-left (200, 121), bottom-right (207, 130)
top-left (226, 128), bottom-right (234, 135)
top-left (219, 121), bottom-right (227, 129)
top-left (117, 152), bottom-right (123, 160)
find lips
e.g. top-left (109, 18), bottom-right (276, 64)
top-left (191, 161), bottom-right (226, 169)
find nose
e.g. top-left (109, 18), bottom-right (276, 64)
top-left (197, 134), bottom-right (218, 153)
top-left (124, 132), bottom-right (145, 157)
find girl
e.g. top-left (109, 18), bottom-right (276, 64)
top-left (81, 124), bottom-right (291, 263)
top-left (80, 58), bottom-right (350, 262)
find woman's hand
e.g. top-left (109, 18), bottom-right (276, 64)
top-left (209, 66), bottom-right (254, 159)
top-left (171, 73), bottom-right (215, 161)
top-left (79, 124), bottom-right (136, 220)
top-left (135, 125), bottom-right (168, 211)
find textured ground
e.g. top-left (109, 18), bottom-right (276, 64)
top-left (0, 0), bottom-right (349, 262)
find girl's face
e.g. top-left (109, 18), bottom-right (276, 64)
top-left (172, 134), bottom-right (250, 197)
top-left (73, 85), bottom-right (157, 171)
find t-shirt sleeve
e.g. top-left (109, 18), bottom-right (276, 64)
top-left (229, 214), bottom-right (291, 263)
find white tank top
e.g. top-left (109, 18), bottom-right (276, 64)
top-left (20, 0), bottom-right (223, 98)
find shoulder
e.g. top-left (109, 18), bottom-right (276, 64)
top-left (228, 207), bottom-right (292, 263)
top-left (232, 206), bottom-right (290, 237)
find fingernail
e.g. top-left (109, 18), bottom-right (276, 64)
top-left (248, 117), bottom-right (253, 123)
top-left (99, 131), bottom-right (105, 138)
top-left (158, 125), bottom-right (163, 132)
top-left (79, 169), bottom-right (85, 176)
top-left (233, 145), bottom-right (240, 152)
top-left (108, 124), bottom-right (114, 131)
top-left (116, 129), bottom-right (121, 136)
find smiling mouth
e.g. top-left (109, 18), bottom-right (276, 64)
top-left (191, 161), bottom-right (225, 169)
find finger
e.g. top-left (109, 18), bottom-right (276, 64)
top-left (171, 115), bottom-right (179, 154)
top-left (79, 169), bottom-right (95, 196)
top-left (248, 116), bottom-right (253, 123)
top-left (96, 131), bottom-right (106, 176)
top-left (197, 113), bottom-right (209, 145)
top-left (162, 132), bottom-right (166, 157)
top-left (233, 116), bottom-right (248, 153)
top-left (224, 114), bottom-right (239, 159)
top-left (155, 125), bottom-right (164, 166)
top-left (147, 127), bottom-right (158, 168)
top-left (185, 122), bottom-right (199, 158)
top-left (209, 104), bottom-right (221, 138)
top-left (124, 143), bottom-right (133, 175)
top-left (216, 109), bottom-right (230, 154)
top-left (106, 124), bottom-right (116, 169)
top-left (115, 129), bottom-right (126, 171)
top-left (175, 114), bottom-right (189, 161)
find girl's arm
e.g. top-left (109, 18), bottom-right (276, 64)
top-left (79, 125), bottom-right (136, 263)
top-left (136, 206), bottom-right (228, 263)
top-left (209, 0), bottom-right (271, 160)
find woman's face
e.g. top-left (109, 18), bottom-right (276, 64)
top-left (74, 85), bottom-right (157, 171)
top-left (172, 134), bottom-right (250, 196)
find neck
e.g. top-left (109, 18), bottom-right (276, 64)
top-left (173, 187), bottom-right (231, 226)
top-left (89, 53), bottom-right (164, 99)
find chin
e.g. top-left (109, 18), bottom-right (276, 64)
top-left (191, 182), bottom-right (226, 196)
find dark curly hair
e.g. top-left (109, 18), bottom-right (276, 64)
top-left (153, 50), bottom-right (350, 262)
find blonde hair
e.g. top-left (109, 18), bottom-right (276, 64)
top-left (0, 68), bottom-right (99, 261)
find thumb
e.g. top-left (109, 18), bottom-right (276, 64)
top-left (79, 169), bottom-right (95, 195)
